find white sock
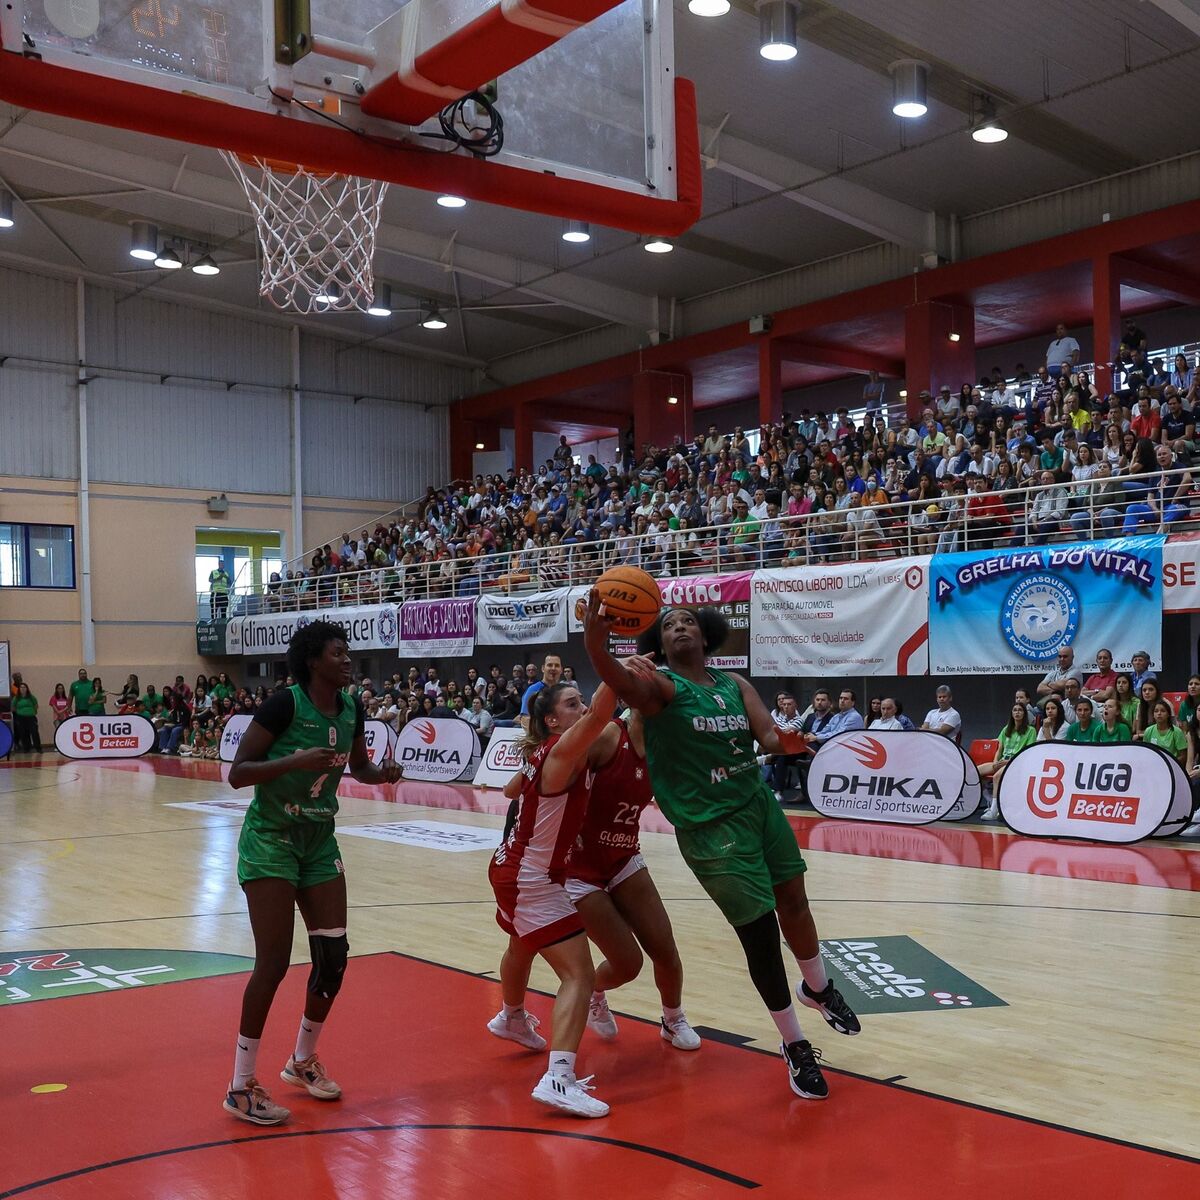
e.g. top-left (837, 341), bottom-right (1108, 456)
top-left (295, 1017), bottom-right (323, 1061)
top-left (770, 1006), bottom-right (805, 1046)
top-left (798, 954), bottom-right (829, 994)
top-left (548, 1050), bottom-right (576, 1078)
top-left (662, 1004), bottom-right (685, 1023)
top-left (503, 1002), bottom-right (525, 1018)
top-left (232, 1034), bottom-right (260, 1090)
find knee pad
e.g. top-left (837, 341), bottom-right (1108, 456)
top-left (307, 932), bottom-right (349, 1000)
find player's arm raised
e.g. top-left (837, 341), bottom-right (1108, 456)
top-left (540, 680), bottom-right (617, 795)
top-left (582, 589), bottom-right (672, 715)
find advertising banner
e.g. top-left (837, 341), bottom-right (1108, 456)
top-left (751, 559), bottom-right (930, 677)
top-left (476, 590), bottom-right (569, 646)
top-left (393, 717), bottom-right (480, 783)
top-left (227, 605), bottom-right (400, 657)
top-left (929, 536), bottom-right (1163, 674)
top-left (1163, 534), bottom-right (1200, 612)
top-left (0, 719), bottom-right (12, 759)
top-left (398, 598), bottom-right (476, 659)
top-left (472, 726), bottom-right (525, 787)
top-left (218, 713), bottom-right (255, 762)
top-left (943, 748), bottom-right (982, 821)
top-left (0, 639), bottom-right (10, 697)
top-left (195, 619), bottom-right (228, 657)
top-left (807, 731), bottom-right (965, 825)
top-left (54, 715), bottom-right (156, 759)
top-left (343, 719), bottom-right (395, 774)
top-left (996, 741), bottom-right (1176, 843)
top-left (1151, 753), bottom-right (1193, 839)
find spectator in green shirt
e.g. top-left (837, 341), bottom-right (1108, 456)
top-left (68, 668), bottom-right (92, 716)
top-left (1113, 672), bottom-right (1139, 731)
top-left (1093, 698), bottom-right (1133, 744)
top-left (1143, 699), bottom-right (1187, 763)
top-left (1176, 675), bottom-right (1200, 728)
top-left (87, 677), bottom-right (107, 715)
top-left (211, 672), bottom-right (235, 703)
top-left (980, 703), bottom-right (1036, 819)
top-left (11, 683), bottom-right (40, 752)
top-left (1064, 697), bottom-right (1100, 742)
top-left (728, 500), bottom-right (761, 566)
top-left (1039, 433), bottom-right (1064, 474)
top-left (139, 685), bottom-right (161, 718)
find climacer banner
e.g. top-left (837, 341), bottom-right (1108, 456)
top-left (929, 536), bottom-right (1163, 674)
top-left (750, 559), bottom-right (930, 677)
top-left (398, 598), bottom-right (476, 659)
top-left (227, 605), bottom-right (399, 657)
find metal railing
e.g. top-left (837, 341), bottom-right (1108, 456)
top-left (195, 465), bottom-right (1199, 618)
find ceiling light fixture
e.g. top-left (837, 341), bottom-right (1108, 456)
top-left (154, 245), bottom-right (183, 270)
top-left (890, 59), bottom-right (929, 119)
top-left (475, 441), bottom-right (486, 450)
top-left (758, 0), bottom-right (798, 61)
top-left (688, 0), bottom-right (731, 14)
top-left (971, 95), bottom-right (1008, 143)
top-left (667, 395), bottom-right (679, 405)
top-left (129, 220), bottom-right (158, 260)
top-left (367, 282), bottom-right (393, 317)
top-left (948, 331), bottom-right (961, 343)
top-left (436, 194), bottom-right (467, 209)
top-left (898, 389), bottom-right (908, 398)
top-left (421, 305), bottom-right (448, 330)
top-left (0, 189), bottom-right (14, 229)
top-left (562, 219), bottom-right (591, 244)
top-left (644, 237), bottom-right (674, 254)
top-left (191, 254), bottom-right (220, 276)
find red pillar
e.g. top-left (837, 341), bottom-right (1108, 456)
top-left (903, 300), bottom-right (976, 420)
top-left (513, 402), bottom-right (534, 473)
top-left (449, 409), bottom-right (474, 482)
top-left (1092, 254), bottom-right (1120, 397)
top-left (758, 339), bottom-right (783, 426)
top-left (632, 371), bottom-right (692, 454)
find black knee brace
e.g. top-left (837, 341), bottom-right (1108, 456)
top-left (733, 911), bottom-right (790, 1012)
top-left (307, 933), bottom-right (349, 1000)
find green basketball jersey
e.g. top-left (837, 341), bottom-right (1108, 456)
top-left (250, 685), bottom-right (357, 826)
top-left (643, 667), bottom-right (769, 830)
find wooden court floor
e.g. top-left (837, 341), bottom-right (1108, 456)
top-left (1, 755), bottom-right (1198, 1198)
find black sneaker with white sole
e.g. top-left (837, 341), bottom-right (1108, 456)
top-left (781, 1039), bottom-right (828, 1099)
top-left (798, 979), bottom-right (862, 1035)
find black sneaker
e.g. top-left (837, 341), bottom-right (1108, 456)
top-left (799, 979), bottom-right (862, 1036)
top-left (781, 1039), bottom-right (828, 1100)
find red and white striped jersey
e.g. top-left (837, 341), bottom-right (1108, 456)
top-left (493, 734), bottom-right (593, 885)
top-left (568, 720), bottom-right (651, 886)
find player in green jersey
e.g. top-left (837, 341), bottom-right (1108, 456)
top-left (585, 603), bottom-right (861, 1102)
top-left (223, 620), bottom-right (401, 1127)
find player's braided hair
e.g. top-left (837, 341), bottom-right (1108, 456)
top-left (519, 681), bottom-right (579, 758)
top-left (636, 606), bottom-right (729, 658)
top-left (287, 619), bottom-right (350, 685)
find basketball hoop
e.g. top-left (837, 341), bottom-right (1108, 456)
top-left (221, 152), bottom-right (388, 314)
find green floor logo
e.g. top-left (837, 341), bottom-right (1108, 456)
top-left (0, 949), bottom-right (253, 1004)
top-left (820, 937), bottom-right (1006, 1015)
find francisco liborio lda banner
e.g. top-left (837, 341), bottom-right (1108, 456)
top-left (928, 536), bottom-right (1163, 674)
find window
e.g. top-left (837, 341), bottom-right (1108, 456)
top-left (0, 524), bottom-right (76, 589)
top-left (195, 554), bottom-right (222, 596)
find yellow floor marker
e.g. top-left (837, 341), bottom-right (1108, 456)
top-left (30, 1084), bottom-right (67, 1095)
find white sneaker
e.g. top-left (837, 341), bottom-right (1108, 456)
top-left (982, 801), bottom-right (1000, 821)
top-left (487, 1008), bottom-right (547, 1051)
top-left (587, 993), bottom-right (618, 1041)
top-left (660, 1012), bottom-right (702, 1051)
top-left (280, 1054), bottom-right (342, 1100)
top-left (531, 1070), bottom-right (610, 1118)
top-left (223, 1078), bottom-right (290, 1126)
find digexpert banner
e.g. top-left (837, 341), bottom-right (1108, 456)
top-left (750, 560), bottom-right (930, 677)
top-left (929, 536), bottom-right (1163, 674)
top-left (227, 605), bottom-right (399, 657)
top-left (476, 590), bottom-right (569, 646)
top-left (398, 598), bottom-right (476, 659)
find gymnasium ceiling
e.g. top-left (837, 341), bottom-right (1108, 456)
top-left (1, 0), bottom-right (1199, 387)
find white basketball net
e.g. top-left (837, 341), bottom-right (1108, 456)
top-left (221, 152), bottom-right (389, 314)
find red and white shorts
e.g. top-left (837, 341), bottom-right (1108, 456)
top-left (489, 859), bottom-right (583, 952)
top-left (564, 852), bottom-right (647, 904)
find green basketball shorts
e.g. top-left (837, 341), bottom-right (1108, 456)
top-left (674, 788), bottom-right (806, 928)
top-left (237, 814), bottom-right (344, 890)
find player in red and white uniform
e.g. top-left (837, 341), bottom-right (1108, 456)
top-left (568, 711), bottom-right (700, 1052)
top-left (486, 636), bottom-right (616, 1120)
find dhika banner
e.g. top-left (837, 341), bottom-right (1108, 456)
top-left (393, 717), bottom-right (480, 783)
top-left (227, 605), bottom-right (400, 657)
top-left (996, 742), bottom-right (1178, 843)
top-left (54, 715), bottom-right (156, 759)
top-left (398, 598), bottom-right (476, 659)
top-left (472, 726), bottom-right (526, 787)
top-left (476, 589), bottom-right (569, 646)
top-left (750, 559), bottom-right (930, 677)
top-left (807, 731), bottom-right (966, 825)
top-left (929, 536), bottom-right (1163, 674)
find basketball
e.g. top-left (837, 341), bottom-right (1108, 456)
top-left (592, 566), bottom-right (662, 635)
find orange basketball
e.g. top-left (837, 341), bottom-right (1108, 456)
top-left (593, 566), bottom-right (662, 635)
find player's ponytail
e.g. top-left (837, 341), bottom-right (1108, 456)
top-left (519, 682), bottom-right (576, 757)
